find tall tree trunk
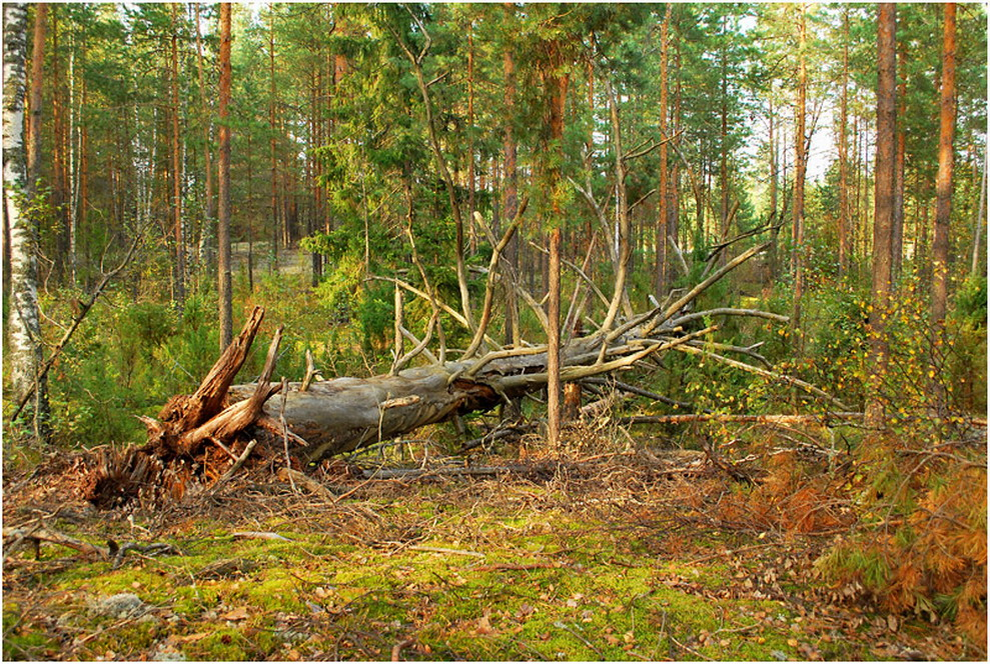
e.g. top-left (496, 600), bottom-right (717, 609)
top-left (671, 40), bottom-right (681, 263)
top-left (6, 2), bottom-right (51, 440)
top-left (502, 2), bottom-right (520, 349)
top-left (767, 94), bottom-right (779, 282)
top-left (268, 10), bottom-right (279, 273)
top-left (972, 150), bottom-right (987, 277)
top-left (195, 2), bottom-right (215, 275)
top-left (655, 3), bottom-right (671, 298)
top-left (467, 26), bottom-right (477, 254)
top-left (790, 5), bottom-right (807, 353)
top-left (838, 8), bottom-right (850, 277)
top-left (867, 2), bottom-right (898, 427)
top-left (718, 19), bottom-right (730, 249)
top-left (892, 41), bottom-right (907, 281)
top-left (68, 46), bottom-right (77, 287)
top-left (217, 3), bottom-right (233, 349)
top-left (51, 8), bottom-right (68, 281)
top-left (79, 77), bottom-right (88, 287)
top-left (547, 228), bottom-right (561, 447)
top-left (931, 2), bottom-right (956, 326)
top-left (170, 4), bottom-right (185, 310)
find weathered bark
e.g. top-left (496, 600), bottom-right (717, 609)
top-left (866, 3), bottom-right (898, 427)
top-left (217, 3), bottom-right (232, 348)
top-left (130, 238), bottom-right (846, 474)
top-left (931, 2), bottom-right (956, 326)
top-left (547, 227), bottom-right (562, 447)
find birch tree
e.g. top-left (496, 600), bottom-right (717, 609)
top-left (4, 2), bottom-right (50, 440)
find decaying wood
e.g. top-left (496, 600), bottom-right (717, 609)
top-left (3, 523), bottom-right (180, 569)
top-left (105, 241), bottom-right (852, 508)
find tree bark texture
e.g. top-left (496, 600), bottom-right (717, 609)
top-left (790, 5), bottom-right (807, 352)
top-left (867, 3), bottom-right (898, 427)
top-left (547, 227), bottom-right (562, 447)
top-left (931, 2), bottom-right (956, 325)
top-left (838, 8), bottom-right (850, 276)
top-left (217, 3), bottom-right (233, 348)
top-left (5, 3), bottom-right (50, 439)
top-left (170, 4), bottom-right (185, 310)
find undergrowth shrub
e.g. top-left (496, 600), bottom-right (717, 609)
top-left (807, 282), bottom-right (987, 647)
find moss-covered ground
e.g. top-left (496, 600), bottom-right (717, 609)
top-left (3, 451), bottom-right (980, 661)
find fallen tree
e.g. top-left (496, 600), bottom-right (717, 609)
top-left (134, 241), bottom-right (848, 467)
top-left (75, 214), bottom-right (850, 508)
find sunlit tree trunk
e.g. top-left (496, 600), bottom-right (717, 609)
top-left (866, 2), bottom-right (897, 427)
top-left (972, 151), bottom-right (987, 277)
top-left (931, 2), bottom-right (956, 326)
top-left (5, 2), bottom-right (50, 440)
top-left (547, 228), bottom-right (561, 447)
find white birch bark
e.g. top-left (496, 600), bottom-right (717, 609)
top-left (4, 3), bottom-right (48, 432)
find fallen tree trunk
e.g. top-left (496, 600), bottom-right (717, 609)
top-left (137, 243), bottom-right (850, 468)
top-left (76, 242), bottom-right (851, 508)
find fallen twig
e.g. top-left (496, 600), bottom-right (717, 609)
top-left (408, 545), bottom-right (485, 558)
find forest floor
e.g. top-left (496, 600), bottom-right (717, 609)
top-left (3, 437), bottom-right (982, 662)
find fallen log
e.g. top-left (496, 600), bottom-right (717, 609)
top-left (162, 246), bottom-right (842, 462)
top-left (78, 243), bottom-right (848, 508)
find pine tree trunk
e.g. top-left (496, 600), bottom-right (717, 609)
top-left (467, 27), bottom-right (477, 254)
top-left (195, 2), bottom-right (215, 275)
top-left (547, 228), bottom-right (561, 447)
top-left (892, 42), bottom-right (907, 282)
top-left (217, 3), bottom-right (233, 349)
top-left (268, 11), bottom-right (279, 273)
top-left (866, 3), bottom-right (898, 427)
top-left (502, 2), bottom-right (520, 349)
top-left (931, 2), bottom-right (957, 325)
top-left (655, 4), bottom-right (671, 299)
top-left (838, 8), bottom-right (850, 277)
top-left (790, 6), bottom-right (807, 353)
top-left (170, 4), bottom-right (185, 310)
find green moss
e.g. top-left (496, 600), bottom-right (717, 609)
top-left (3, 628), bottom-right (58, 661)
top-left (181, 627), bottom-right (253, 661)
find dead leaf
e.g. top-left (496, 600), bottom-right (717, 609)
top-left (223, 607), bottom-right (250, 621)
top-left (887, 615), bottom-right (898, 632)
top-left (168, 633), bottom-right (210, 645)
